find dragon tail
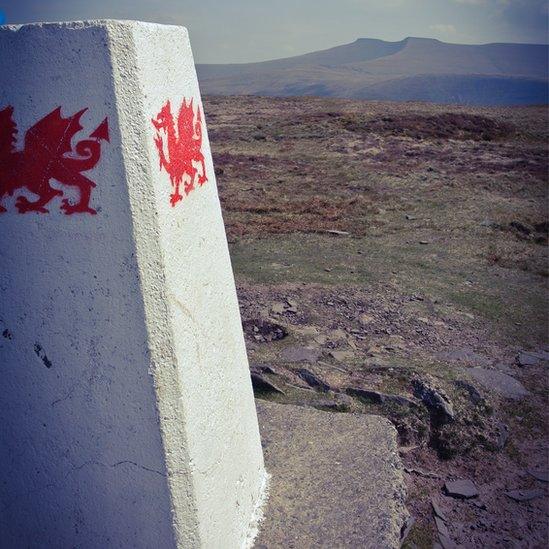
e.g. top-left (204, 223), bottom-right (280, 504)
top-left (62, 118), bottom-right (110, 172)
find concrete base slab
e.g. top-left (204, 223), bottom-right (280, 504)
top-left (255, 400), bottom-right (408, 549)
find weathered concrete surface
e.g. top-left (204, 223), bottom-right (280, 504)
top-left (255, 401), bottom-right (408, 548)
top-left (0, 20), bottom-right (265, 548)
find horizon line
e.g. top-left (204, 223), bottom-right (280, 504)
top-left (197, 34), bottom-right (549, 66)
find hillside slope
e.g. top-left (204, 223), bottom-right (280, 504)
top-left (204, 94), bottom-right (548, 547)
top-left (197, 37), bottom-right (548, 105)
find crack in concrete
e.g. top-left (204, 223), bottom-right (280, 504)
top-left (112, 460), bottom-right (166, 477)
top-left (71, 458), bottom-right (166, 477)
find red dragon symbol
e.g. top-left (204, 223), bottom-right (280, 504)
top-left (0, 106), bottom-right (109, 215)
top-left (151, 98), bottom-right (208, 207)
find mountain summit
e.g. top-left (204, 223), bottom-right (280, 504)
top-left (197, 37), bottom-right (548, 105)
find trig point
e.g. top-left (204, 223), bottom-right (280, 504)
top-left (0, 20), bottom-right (267, 548)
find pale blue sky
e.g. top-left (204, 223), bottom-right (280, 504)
top-left (1, 0), bottom-right (547, 63)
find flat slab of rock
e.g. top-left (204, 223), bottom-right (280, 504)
top-left (465, 368), bottom-right (529, 399)
top-left (435, 516), bottom-right (450, 538)
top-left (255, 400), bottom-right (407, 548)
top-left (281, 345), bottom-right (322, 363)
top-left (505, 489), bottom-right (545, 502)
top-left (412, 378), bottom-right (454, 423)
top-left (250, 369), bottom-right (286, 395)
top-left (431, 499), bottom-right (448, 522)
top-left (438, 348), bottom-right (492, 367)
top-left (444, 479), bottom-right (478, 499)
top-left (517, 350), bottom-right (549, 367)
top-left (528, 469), bottom-right (549, 483)
top-left (438, 533), bottom-right (458, 549)
top-left (329, 349), bottom-right (354, 362)
top-left (297, 368), bottom-right (330, 392)
top-left (346, 387), bottom-right (418, 409)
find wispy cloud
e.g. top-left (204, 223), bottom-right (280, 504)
top-left (453, 0), bottom-right (488, 5)
top-left (5, 0), bottom-right (548, 63)
top-left (429, 23), bottom-right (457, 34)
top-left (453, 0), bottom-right (524, 5)
top-left (348, 0), bottom-right (407, 7)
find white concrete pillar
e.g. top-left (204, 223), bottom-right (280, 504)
top-left (0, 20), bottom-right (267, 548)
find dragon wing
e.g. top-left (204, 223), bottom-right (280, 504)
top-left (177, 98), bottom-right (195, 141)
top-left (0, 106), bottom-right (17, 159)
top-left (195, 105), bottom-right (204, 144)
top-left (25, 107), bottom-right (87, 157)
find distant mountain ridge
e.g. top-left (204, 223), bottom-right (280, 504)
top-left (197, 37), bottom-right (548, 105)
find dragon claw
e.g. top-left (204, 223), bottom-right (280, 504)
top-left (60, 198), bottom-right (97, 216)
top-left (169, 192), bottom-right (183, 207)
top-left (15, 196), bottom-right (49, 214)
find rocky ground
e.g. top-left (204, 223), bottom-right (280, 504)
top-left (204, 95), bottom-right (548, 548)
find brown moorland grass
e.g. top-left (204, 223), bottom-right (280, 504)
top-left (205, 95), bottom-right (548, 548)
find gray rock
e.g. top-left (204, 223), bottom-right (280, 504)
top-left (517, 350), bottom-right (549, 367)
top-left (346, 387), bottom-right (385, 404)
top-left (517, 352), bottom-right (539, 366)
top-left (438, 348), bottom-right (492, 367)
top-left (444, 479), bottom-right (478, 499)
top-left (297, 368), bottom-right (330, 392)
top-left (255, 400), bottom-right (407, 548)
top-left (493, 361), bottom-right (516, 375)
top-left (465, 368), bottom-right (529, 399)
top-left (271, 302), bottom-right (287, 315)
top-left (495, 422), bottom-right (510, 450)
top-left (250, 371), bottom-right (285, 395)
top-left (505, 489), bottom-right (545, 502)
top-left (527, 469), bottom-right (549, 483)
top-left (412, 379), bottom-right (454, 424)
top-left (432, 499), bottom-right (448, 522)
top-left (244, 319), bottom-right (288, 342)
top-left (346, 387), bottom-right (418, 409)
top-left (250, 363), bottom-right (278, 375)
top-left (435, 516), bottom-right (449, 538)
top-left (438, 533), bottom-right (457, 549)
top-left (305, 397), bottom-right (352, 412)
top-left (280, 345), bottom-right (322, 363)
top-left (329, 349), bottom-right (354, 362)
top-left (454, 380), bottom-right (483, 405)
